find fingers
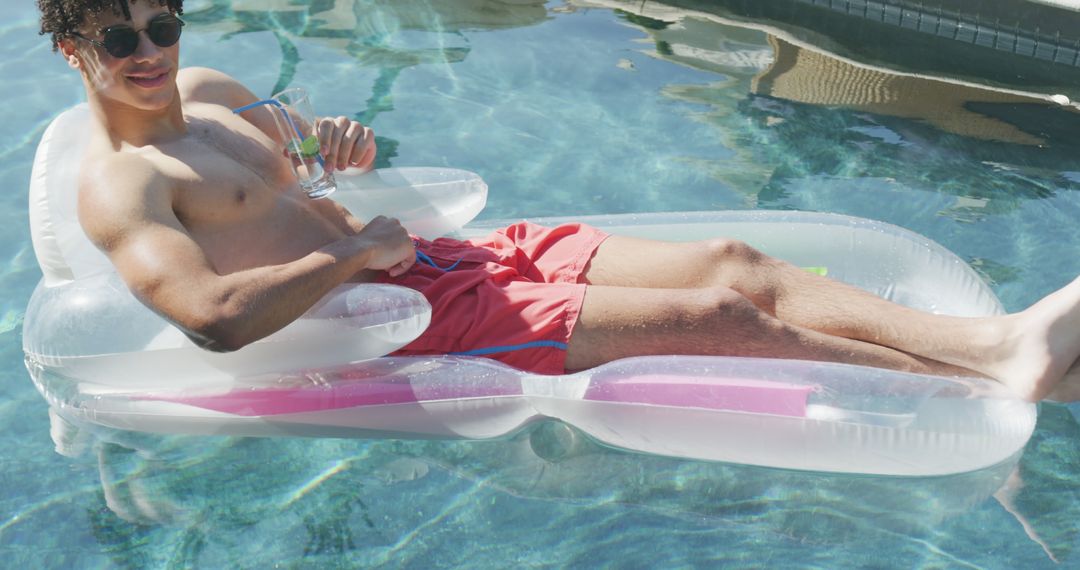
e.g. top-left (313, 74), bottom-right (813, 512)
top-left (369, 214), bottom-right (401, 228)
top-left (318, 116), bottom-right (376, 171)
top-left (317, 116), bottom-right (348, 170)
top-left (382, 217), bottom-right (415, 277)
top-left (349, 126), bottom-right (377, 172)
top-left (388, 255), bottom-right (416, 278)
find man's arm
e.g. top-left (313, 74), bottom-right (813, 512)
top-left (78, 153), bottom-right (415, 352)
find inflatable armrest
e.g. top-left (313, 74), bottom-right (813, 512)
top-left (23, 274), bottom-right (431, 391)
top-left (330, 168), bottom-right (488, 239)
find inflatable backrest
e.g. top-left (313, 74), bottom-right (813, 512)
top-left (29, 103), bottom-right (112, 287)
top-left (22, 104), bottom-right (499, 387)
top-left (28, 105), bottom-right (490, 285)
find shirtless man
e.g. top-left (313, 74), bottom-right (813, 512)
top-left (39, 0), bottom-right (1080, 401)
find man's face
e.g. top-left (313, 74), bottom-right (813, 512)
top-left (61, 1), bottom-right (180, 111)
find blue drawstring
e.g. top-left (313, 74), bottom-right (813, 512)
top-left (411, 239), bottom-right (462, 271)
top-left (450, 340), bottom-right (568, 356)
top-left (233, 99), bottom-right (327, 169)
top-left (415, 249), bottom-right (462, 272)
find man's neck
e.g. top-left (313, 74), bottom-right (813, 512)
top-left (86, 85), bottom-right (187, 148)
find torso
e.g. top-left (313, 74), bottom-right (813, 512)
top-left (84, 95), bottom-right (353, 276)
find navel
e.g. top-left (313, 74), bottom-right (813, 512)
top-left (235, 190), bottom-right (247, 204)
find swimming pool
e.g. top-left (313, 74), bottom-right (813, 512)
top-left (4, 0), bottom-right (1080, 566)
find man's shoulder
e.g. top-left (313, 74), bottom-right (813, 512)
top-left (83, 149), bottom-right (160, 182)
top-left (76, 147), bottom-right (181, 253)
top-left (79, 150), bottom-right (171, 216)
top-left (177, 67), bottom-right (252, 108)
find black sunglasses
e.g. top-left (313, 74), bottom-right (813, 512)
top-left (72, 13), bottom-right (184, 59)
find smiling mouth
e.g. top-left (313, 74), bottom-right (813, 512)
top-left (126, 71), bottom-right (169, 88)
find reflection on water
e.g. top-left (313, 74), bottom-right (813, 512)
top-left (754, 35), bottom-right (1055, 146)
top-left (183, 0), bottom-right (547, 96)
top-left (632, 0), bottom-right (1080, 99)
top-left (182, 0), bottom-right (548, 169)
top-left (45, 407), bottom-right (1054, 565)
top-left (36, 403), bottom-right (1077, 566)
top-left (568, 0), bottom-right (1080, 292)
top-left (579, 1), bottom-right (1080, 151)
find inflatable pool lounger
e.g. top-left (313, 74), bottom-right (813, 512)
top-left (22, 104), bottom-right (1036, 477)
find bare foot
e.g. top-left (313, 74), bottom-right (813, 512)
top-left (984, 276), bottom-right (1080, 401)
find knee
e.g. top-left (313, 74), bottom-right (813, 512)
top-left (701, 239), bottom-right (778, 300)
top-left (702, 238), bottom-right (765, 266)
top-left (691, 286), bottom-right (774, 328)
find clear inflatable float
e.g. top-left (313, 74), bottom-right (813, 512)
top-left (23, 104), bottom-right (1037, 477)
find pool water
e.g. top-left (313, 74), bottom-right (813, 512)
top-left (4, 0), bottom-right (1080, 566)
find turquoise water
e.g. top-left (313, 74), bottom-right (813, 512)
top-left (4, 0), bottom-right (1080, 566)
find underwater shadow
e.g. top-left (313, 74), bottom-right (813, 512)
top-left (45, 402), bottom-right (1080, 566)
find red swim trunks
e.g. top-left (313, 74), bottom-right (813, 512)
top-left (381, 222), bottom-right (609, 374)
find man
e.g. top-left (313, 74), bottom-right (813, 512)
top-left (38, 0), bottom-right (1080, 402)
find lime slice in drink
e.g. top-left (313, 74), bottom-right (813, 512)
top-left (300, 135), bottom-right (320, 157)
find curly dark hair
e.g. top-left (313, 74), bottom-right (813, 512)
top-left (38, 0), bottom-right (184, 51)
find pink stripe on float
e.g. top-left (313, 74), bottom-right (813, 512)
top-left (584, 375), bottom-right (814, 417)
top-left (136, 379), bottom-right (522, 417)
top-left (135, 374), bottom-right (812, 418)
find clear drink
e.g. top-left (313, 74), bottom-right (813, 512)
top-left (286, 134), bottom-right (336, 199)
top-left (271, 88), bottom-right (338, 199)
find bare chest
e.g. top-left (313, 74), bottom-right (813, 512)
top-left (166, 115), bottom-right (290, 220)
top-left (152, 111), bottom-right (344, 271)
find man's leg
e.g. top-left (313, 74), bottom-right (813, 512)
top-left (577, 236), bottom-right (1080, 400)
top-left (583, 236), bottom-right (1002, 352)
top-left (564, 285), bottom-right (969, 375)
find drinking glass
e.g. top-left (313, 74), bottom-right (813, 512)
top-left (271, 87), bottom-right (337, 199)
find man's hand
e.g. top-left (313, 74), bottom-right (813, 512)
top-left (356, 216), bottom-right (416, 277)
top-left (317, 116), bottom-right (377, 172)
